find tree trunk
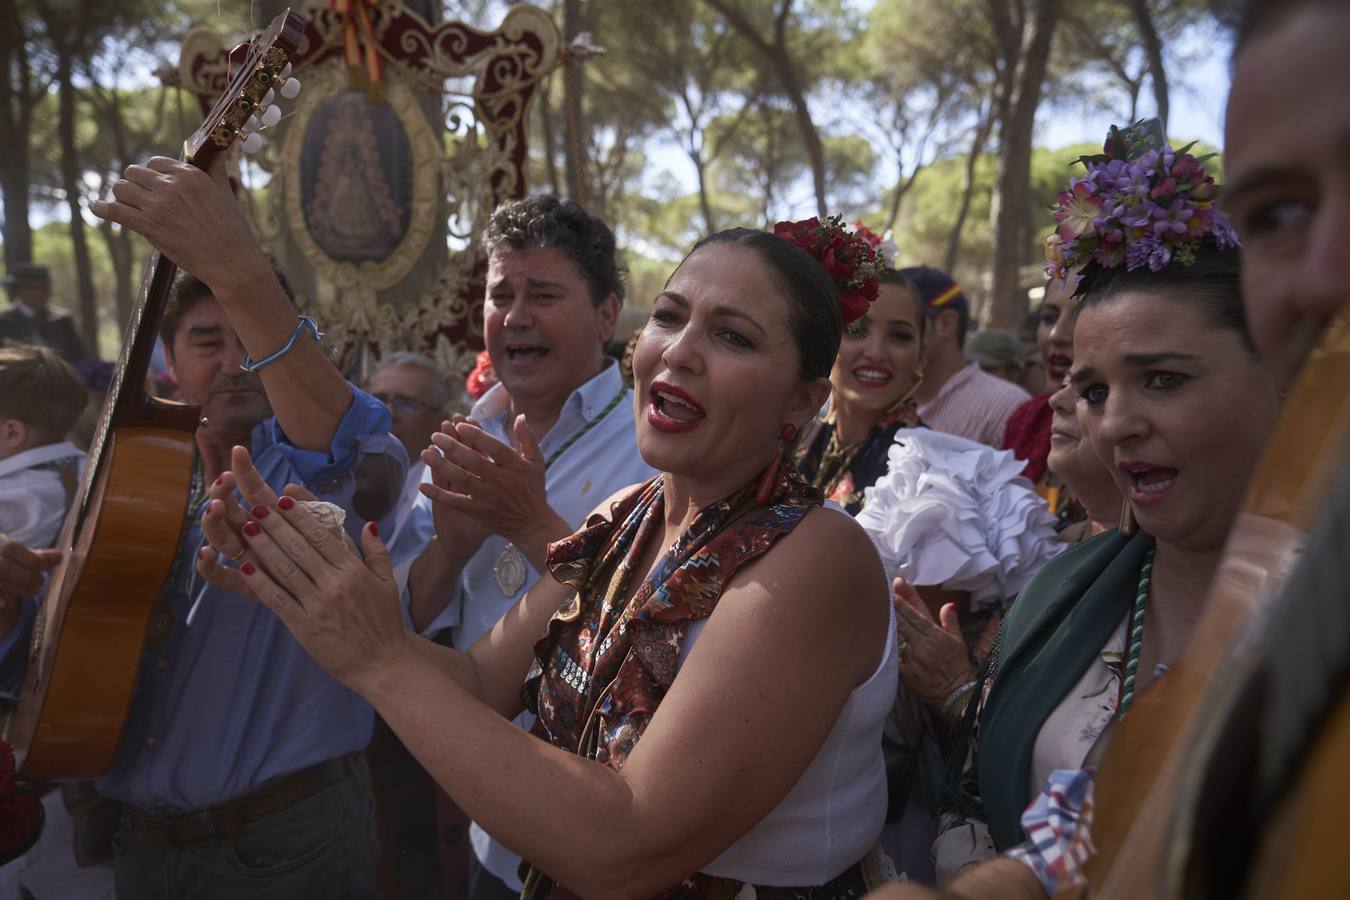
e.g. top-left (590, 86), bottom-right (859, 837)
top-left (56, 46), bottom-right (99, 356)
top-left (561, 0), bottom-right (588, 206)
top-left (944, 102), bottom-right (994, 274)
top-left (882, 157), bottom-right (924, 234)
top-left (988, 0), bottom-right (1063, 328)
top-left (1128, 0), bottom-right (1168, 130)
top-left (538, 84), bottom-right (561, 197)
top-left (0, 5), bottom-right (36, 270)
top-left (692, 153), bottom-right (717, 234)
top-left (704, 0), bottom-right (828, 216)
top-left (95, 175), bottom-right (135, 333)
top-left (781, 74), bottom-right (828, 217)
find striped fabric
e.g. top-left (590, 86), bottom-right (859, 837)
top-left (919, 362), bottom-right (1031, 448)
top-left (1006, 767), bottom-right (1097, 894)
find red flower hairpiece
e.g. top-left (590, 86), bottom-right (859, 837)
top-left (773, 215), bottom-right (885, 326)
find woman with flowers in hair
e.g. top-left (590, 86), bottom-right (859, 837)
top-left (194, 221), bottom-right (902, 897)
top-left (791, 223), bottom-right (924, 514)
top-left (876, 123), bottom-right (1286, 899)
top-left (781, 220), bottom-right (1060, 883)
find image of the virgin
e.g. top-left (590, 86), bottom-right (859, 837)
top-left (299, 91), bottom-right (414, 264)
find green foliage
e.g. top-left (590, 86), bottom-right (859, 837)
top-left (6, 0), bottom-right (1233, 352)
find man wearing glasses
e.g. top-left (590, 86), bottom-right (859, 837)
top-left (366, 351), bottom-right (460, 571)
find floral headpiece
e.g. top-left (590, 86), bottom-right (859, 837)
top-left (773, 215), bottom-right (885, 327)
top-left (853, 219), bottom-right (900, 267)
top-left (1045, 120), bottom-right (1240, 282)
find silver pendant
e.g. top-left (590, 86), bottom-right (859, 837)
top-left (494, 543), bottom-right (527, 597)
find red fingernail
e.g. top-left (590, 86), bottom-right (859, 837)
top-left (243, 522), bottom-right (261, 537)
top-left (251, 505), bottom-right (269, 519)
top-left (277, 496), bottom-right (295, 511)
top-left (214, 477), bottom-right (223, 486)
top-left (242, 562), bottom-right (255, 575)
top-left (369, 522), bottom-right (378, 537)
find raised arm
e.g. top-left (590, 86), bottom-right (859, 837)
top-left (364, 508), bottom-right (889, 896)
top-left (91, 155), bottom-right (351, 451)
top-left (198, 452), bottom-right (631, 715)
top-left (206, 482), bottom-right (888, 896)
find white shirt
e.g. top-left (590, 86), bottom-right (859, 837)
top-left (677, 558), bottom-right (898, 884)
top-left (0, 441), bottom-right (86, 548)
top-left (397, 359), bottom-right (656, 887)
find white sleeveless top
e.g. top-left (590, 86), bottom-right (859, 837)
top-left (676, 581), bottom-right (898, 885)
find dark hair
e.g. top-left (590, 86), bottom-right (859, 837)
top-left (160, 274), bottom-right (214, 351)
top-left (1077, 244), bottom-right (1256, 354)
top-left (161, 269), bottom-right (294, 352)
top-left (683, 228), bottom-right (842, 381)
top-left (1233, 0), bottom-right (1348, 58)
top-left (0, 344), bottom-right (88, 439)
top-left (877, 267), bottom-right (926, 345)
top-left (484, 195), bottom-right (626, 307)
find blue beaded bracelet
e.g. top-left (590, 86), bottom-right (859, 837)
top-left (239, 315), bottom-right (323, 373)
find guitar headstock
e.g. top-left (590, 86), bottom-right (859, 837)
top-left (183, 9), bottom-right (306, 166)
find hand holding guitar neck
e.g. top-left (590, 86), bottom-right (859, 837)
top-left (91, 154), bottom-right (274, 300)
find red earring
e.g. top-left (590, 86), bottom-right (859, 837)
top-left (756, 423), bottom-right (798, 506)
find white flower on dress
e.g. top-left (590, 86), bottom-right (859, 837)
top-left (854, 428), bottom-right (1063, 609)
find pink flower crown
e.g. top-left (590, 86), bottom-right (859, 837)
top-left (1045, 120), bottom-right (1240, 281)
top-left (773, 215), bottom-right (885, 326)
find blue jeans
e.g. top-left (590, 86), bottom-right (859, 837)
top-left (113, 756), bottom-right (378, 900)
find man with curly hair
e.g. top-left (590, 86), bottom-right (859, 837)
top-left (398, 195), bottom-right (655, 899)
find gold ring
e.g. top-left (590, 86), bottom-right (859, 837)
top-left (897, 640), bottom-right (908, 663)
top-left (230, 546), bottom-right (248, 562)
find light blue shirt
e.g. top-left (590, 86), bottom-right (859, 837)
top-left (394, 359), bottom-right (655, 887)
top-left (0, 387), bottom-right (406, 811)
top-left (402, 359), bottom-right (655, 647)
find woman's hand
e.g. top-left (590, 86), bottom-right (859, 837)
top-left (196, 446), bottom-right (411, 692)
top-left (893, 576), bottom-right (975, 713)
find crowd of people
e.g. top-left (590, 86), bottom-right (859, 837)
top-left (0, 0), bottom-right (1346, 896)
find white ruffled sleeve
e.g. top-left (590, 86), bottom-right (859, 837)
top-left (853, 427), bottom-right (1063, 610)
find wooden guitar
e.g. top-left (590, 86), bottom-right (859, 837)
top-left (3, 9), bottom-right (306, 780)
top-left (1057, 312), bottom-right (1350, 897)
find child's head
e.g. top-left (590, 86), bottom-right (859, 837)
top-left (0, 344), bottom-right (88, 461)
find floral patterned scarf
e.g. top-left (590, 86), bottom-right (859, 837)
top-left (520, 467), bottom-right (846, 898)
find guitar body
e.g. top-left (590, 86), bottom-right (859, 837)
top-left (9, 425), bottom-right (195, 779)
top-left (0, 9), bottom-right (306, 780)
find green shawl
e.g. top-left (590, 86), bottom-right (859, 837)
top-left (955, 527), bottom-right (1155, 850)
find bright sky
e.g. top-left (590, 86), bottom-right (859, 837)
top-left (1041, 26), bottom-right (1230, 149)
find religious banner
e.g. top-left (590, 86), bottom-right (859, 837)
top-left (174, 1), bottom-right (561, 378)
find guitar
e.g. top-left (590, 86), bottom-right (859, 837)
top-left (1058, 313), bottom-right (1350, 897)
top-left (3, 9), bottom-right (306, 780)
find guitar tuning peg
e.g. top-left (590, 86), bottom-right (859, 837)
top-left (280, 77), bottom-right (301, 100)
top-left (280, 62), bottom-right (292, 80)
top-left (261, 105), bottom-right (282, 128)
top-left (262, 88), bottom-right (275, 108)
top-left (242, 132), bottom-right (266, 155)
top-left (244, 114), bottom-right (259, 134)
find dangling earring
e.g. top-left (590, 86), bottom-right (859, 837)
top-left (1118, 501), bottom-right (1136, 536)
top-left (885, 363), bottom-right (925, 419)
top-left (756, 423), bottom-right (798, 506)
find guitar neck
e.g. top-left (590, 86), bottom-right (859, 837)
top-left (104, 250), bottom-right (200, 433)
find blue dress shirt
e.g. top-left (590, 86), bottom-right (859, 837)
top-left (0, 387), bottom-right (405, 811)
